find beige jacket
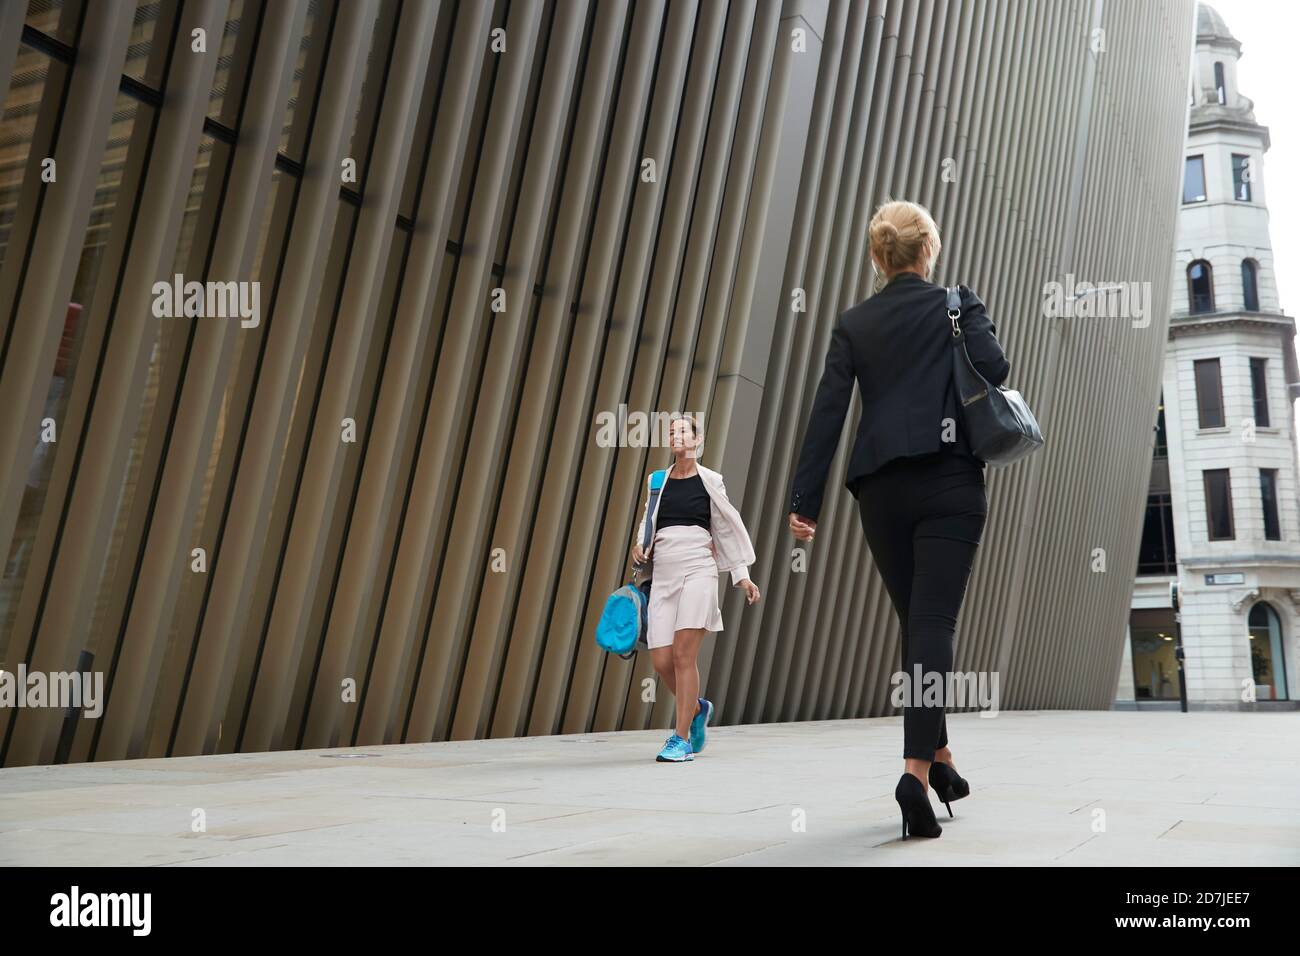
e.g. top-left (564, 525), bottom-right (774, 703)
top-left (634, 463), bottom-right (757, 586)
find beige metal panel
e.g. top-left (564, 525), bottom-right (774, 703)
top-left (356, 0), bottom-right (547, 747)
top-left (92, 0), bottom-right (311, 762)
top-left (595, 0), bottom-right (749, 735)
top-left (514, 0), bottom-right (688, 739)
top-left (0, 0), bottom-right (1197, 762)
top-left (436, 1), bottom-right (592, 743)
top-left (301, 0), bottom-right (494, 751)
top-left (214, 201), bottom-right (359, 753)
top-left (761, 0), bottom-right (875, 722)
top-left (241, 0), bottom-right (438, 753)
top-left (0, 0), bottom-right (136, 660)
top-left (0, 0), bottom-right (24, 124)
top-left (73, 8), bottom-right (268, 767)
top-left (724, 0), bottom-right (884, 725)
top-left (284, 229), bottom-right (408, 745)
top-left (622, 1), bottom-right (752, 735)
top-left (792, 0), bottom-right (920, 724)
top-left (479, 0), bottom-right (633, 743)
top-left (97, 9), bottom-right (270, 685)
top-left (147, 14), bottom-right (330, 751)
top-left (170, 0), bottom-right (382, 758)
top-left (583, 0), bottom-right (750, 736)
top-left (478, 0), bottom-right (683, 741)
top-left (2, 0), bottom-right (228, 768)
top-left (1004, 0), bottom-right (1193, 710)
top-left (797, 3), bottom-right (955, 719)
top-left (690, 0), bottom-right (824, 726)
top-left (383, 0), bottom-right (657, 744)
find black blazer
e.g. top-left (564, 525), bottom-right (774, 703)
top-left (789, 272), bottom-right (1010, 521)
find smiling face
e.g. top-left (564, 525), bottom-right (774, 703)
top-left (668, 416), bottom-right (701, 460)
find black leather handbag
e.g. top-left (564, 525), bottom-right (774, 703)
top-left (947, 286), bottom-right (1044, 465)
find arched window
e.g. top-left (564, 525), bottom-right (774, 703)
top-left (1248, 602), bottom-right (1289, 700)
top-left (1214, 61), bottom-right (1226, 103)
top-left (1241, 258), bottom-right (1259, 311)
top-left (1187, 260), bottom-right (1214, 314)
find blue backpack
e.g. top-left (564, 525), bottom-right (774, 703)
top-left (595, 470), bottom-right (666, 658)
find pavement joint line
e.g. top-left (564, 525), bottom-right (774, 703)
top-left (1053, 833), bottom-right (1098, 860)
top-left (702, 841), bottom-right (792, 866)
top-left (504, 832), bottom-right (642, 862)
top-left (157, 845), bottom-right (292, 867)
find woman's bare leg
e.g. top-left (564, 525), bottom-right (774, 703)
top-left (650, 646), bottom-right (676, 696)
top-left (671, 628), bottom-right (706, 739)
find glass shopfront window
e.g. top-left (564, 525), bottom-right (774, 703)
top-left (1129, 609), bottom-right (1182, 701)
top-left (1248, 602), bottom-right (1289, 701)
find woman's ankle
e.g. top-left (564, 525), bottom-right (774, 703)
top-left (903, 758), bottom-right (930, 789)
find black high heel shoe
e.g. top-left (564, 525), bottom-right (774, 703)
top-left (895, 772), bottom-right (942, 839)
top-left (928, 761), bottom-right (970, 818)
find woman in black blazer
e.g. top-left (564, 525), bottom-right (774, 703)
top-left (787, 199), bottom-right (1010, 840)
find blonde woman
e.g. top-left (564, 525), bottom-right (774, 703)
top-left (788, 200), bottom-right (1010, 839)
top-left (631, 414), bottom-right (760, 762)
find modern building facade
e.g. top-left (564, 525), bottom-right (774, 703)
top-left (1119, 4), bottom-right (1299, 710)
top-left (0, 0), bottom-right (1195, 767)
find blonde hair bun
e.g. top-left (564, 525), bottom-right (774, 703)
top-left (869, 200), bottom-right (941, 279)
top-left (871, 219), bottom-right (900, 247)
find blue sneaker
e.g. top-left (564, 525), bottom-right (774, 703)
top-left (689, 697), bottom-right (714, 754)
top-left (656, 734), bottom-right (694, 762)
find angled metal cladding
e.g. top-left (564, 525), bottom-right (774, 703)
top-left (0, 0), bottom-right (1194, 767)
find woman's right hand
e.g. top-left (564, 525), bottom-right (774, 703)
top-left (632, 544), bottom-right (647, 564)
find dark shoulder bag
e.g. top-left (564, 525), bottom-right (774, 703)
top-left (947, 286), bottom-right (1044, 465)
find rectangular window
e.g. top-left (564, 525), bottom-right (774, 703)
top-left (1194, 358), bottom-right (1224, 428)
top-left (1154, 394), bottom-right (1168, 457)
top-left (1232, 154), bottom-right (1252, 201)
top-left (1249, 357), bottom-right (1270, 427)
top-left (1260, 469), bottom-right (1281, 540)
top-left (1137, 493), bottom-right (1178, 574)
top-left (1183, 155), bottom-right (1207, 203)
top-left (1204, 469), bottom-right (1235, 540)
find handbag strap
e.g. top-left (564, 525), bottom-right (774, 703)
top-left (946, 284), bottom-right (993, 403)
top-left (946, 286), bottom-right (962, 338)
top-left (641, 469), bottom-right (667, 553)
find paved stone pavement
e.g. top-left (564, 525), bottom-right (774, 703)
top-left (1, 710), bottom-right (1296, 865)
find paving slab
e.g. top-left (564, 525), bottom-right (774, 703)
top-left (0, 710), bottom-right (1296, 866)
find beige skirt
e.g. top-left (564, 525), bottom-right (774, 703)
top-left (646, 524), bottom-right (723, 649)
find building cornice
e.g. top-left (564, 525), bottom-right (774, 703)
top-left (1188, 113), bottom-right (1271, 150)
top-left (1178, 554), bottom-right (1300, 570)
top-left (1168, 310), bottom-right (1295, 338)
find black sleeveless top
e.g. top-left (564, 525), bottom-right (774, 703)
top-left (656, 472), bottom-right (711, 531)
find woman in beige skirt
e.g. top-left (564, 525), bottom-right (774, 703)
top-left (631, 414), bottom-right (760, 762)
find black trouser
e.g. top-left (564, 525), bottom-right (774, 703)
top-left (855, 450), bottom-right (987, 761)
